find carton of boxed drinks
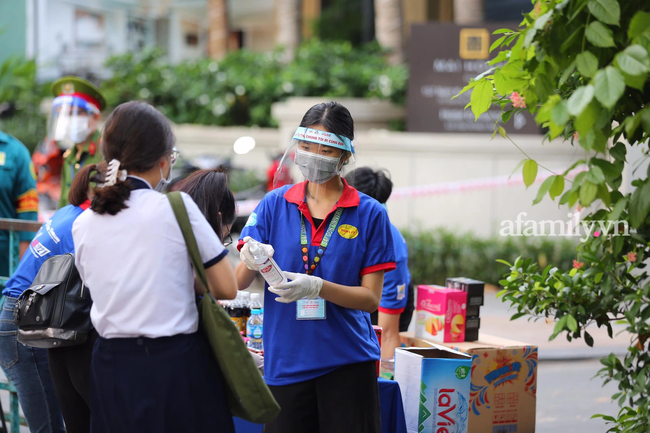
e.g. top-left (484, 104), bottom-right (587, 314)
top-left (395, 345), bottom-right (473, 433)
top-left (416, 285), bottom-right (467, 343)
top-left (438, 335), bottom-right (538, 433)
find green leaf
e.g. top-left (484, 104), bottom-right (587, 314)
top-left (559, 60), bottom-right (576, 86)
top-left (615, 45), bottom-right (650, 76)
top-left (509, 159), bottom-right (527, 179)
top-left (620, 69), bottom-right (648, 91)
top-left (587, 165), bottom-right (606, 184)
top-left (610, 142), bottom-right (626, 162)
top-left (628, 11), bottom-right (650, 39)
top-left (597, 183), bottom-right (611, 207)
top-left (580, 181), bottom-right (598, 206)
top-left (470, 79), bottom-right (493, 120)
top-left (552, 315), bottom-right (568, 339)
top-left (587, 0), bottom-right (620, 26)
top-left (493, 28), bottom-right (514, 35)
top-left (498, 126), bottom-right (507, 138)
top-left (584, 331), bottom-right (594, 347)
top-left (609, 196), bottom-right (628, 220)
top-left (523, 28), bottom-right (538, 48)
top-left (551, 101), bottom-right (570, 126)
top-left (567, 85), bottom-right (595, 116)
top-left (523, 159), bottom-right (538, 188)
top-left (641, 109), bottom-right (650, 134)
top-left (593, 67), bottom-right (625, 109)
top-left (535, 73), bottom-right (555, 101)
top-left (585, 21), bottom-right (615, 48)
top-left (574, 100), bottom-right (600, 137)
top-left (629, 180), bottom-right (650, 228)
top-left (490, 35), bottom-right (507, 53)
top-left (454, 80), bottom-right (478, 98)
top-left (576, 52), bottom-right (599, 78)
top-left (550, 175), bottom-right (565, 200)
top-left (567, 314), bottom-right (578, 332)
top-left (533, 175), bottom-right (555, 204)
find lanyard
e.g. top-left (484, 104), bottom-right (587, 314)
top-left (300, 208), bottom-right (343, 275)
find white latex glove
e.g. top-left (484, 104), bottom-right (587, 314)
top-left (239, 236), bottom-right (275, 271)
top-left (268, 271), bottom-right (323, 303)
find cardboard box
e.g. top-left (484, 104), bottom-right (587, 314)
top-left (466, 317), bottom-right (480, 330)
top-left (395, 346), bottom-right (473, 433)
top-left (447, 278), bottom-right (485, 307)
top-left (438, 335), bottom-right (538, 433)
top-left (416, 285), bottom-right (467, 343)
top-left (373, 326), bottom-right (382, 377)
top-left (464, 329), bottom-right (479, 342)
top-left (466, 305), bottom-right (480, 317)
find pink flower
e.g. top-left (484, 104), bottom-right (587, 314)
top-left (626, 252), bottom-right (637, 263)
top-left (573, 260), bottom-right (584, 270)
top-left (510, 92), bottom-right (527, 108)
top-left (573, 131), bottom-right (578, 141)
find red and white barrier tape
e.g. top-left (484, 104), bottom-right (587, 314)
top-left (391, 168), bottom-right (584, 200)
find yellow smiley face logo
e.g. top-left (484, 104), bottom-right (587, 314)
top-left (338, 224), bottom-right (359, 239)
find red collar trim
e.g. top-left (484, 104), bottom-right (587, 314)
top-left (79, 199), bottom-right (91, 211)
top-left (283, 179), bottom-right (360, 208)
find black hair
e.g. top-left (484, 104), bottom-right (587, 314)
top-left (347, 167), bottom-right (393, 204)
top-left (85, 101), bottom-right (175, 215)
top-left (299, 101), bottom-right (354, 161)
top-left (175, 169), bottom-right (236, 243)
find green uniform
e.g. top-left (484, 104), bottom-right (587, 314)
top-left (58, 130), bottom-right (103, 208)
top-left (0, 130), bottom-right (38, 279)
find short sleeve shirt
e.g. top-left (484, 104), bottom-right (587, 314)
top-left (0, 130), bottom-right (38, 279)
top-left (378, 223), bottom-right (411, 313)
top-left (3, 204), bottom-right (87, 298)
top-left (239, 180), bottom-right (396, 386)
top-left (72, 177), bottom-right (227, 339)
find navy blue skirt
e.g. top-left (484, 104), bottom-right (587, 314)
top-left (89, 332), bottom-right (234, 433)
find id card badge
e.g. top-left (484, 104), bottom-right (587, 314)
top-left (296, 297), bottom-right (326, 320)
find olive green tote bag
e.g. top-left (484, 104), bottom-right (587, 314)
top-left (168, 192), bottom-right (280, 424)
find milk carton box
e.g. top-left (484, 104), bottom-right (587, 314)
top-left (395, 346), bottom-right (473, 433)
top-left (416, 285), bottom-right (467, 343)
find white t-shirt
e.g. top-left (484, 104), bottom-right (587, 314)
top-left (72, 177), bottom-right (227, 339)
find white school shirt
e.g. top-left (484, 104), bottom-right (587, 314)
top-left (72, 176), bottom-right (227, 339)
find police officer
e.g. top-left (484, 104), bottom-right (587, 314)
top-left (0, 130), bottom-right (38, 280)
top-left (47, 77), bottom-right (106, 208)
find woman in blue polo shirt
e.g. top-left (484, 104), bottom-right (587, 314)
top-left (236, 102), bottom-right (396, 433)
top-left (347, 167), bottom-right (411, 360)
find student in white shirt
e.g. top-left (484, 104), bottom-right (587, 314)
top-left (71, 101), bottom-right (237, 433)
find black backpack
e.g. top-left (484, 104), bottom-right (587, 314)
top-left (14, 253), bottom-right (92, 348)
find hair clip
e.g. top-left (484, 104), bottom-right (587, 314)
top-left (100, 159), bottom-right (127, 187)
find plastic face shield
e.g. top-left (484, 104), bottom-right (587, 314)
top-left (47, 95), bottom-right (99, 150)
top-left (274, 127), bottom-right (355, 197)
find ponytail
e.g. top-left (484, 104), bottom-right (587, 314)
top-left (91, 180), bottom-right (131, 216)
top-left (347, 167), bottom-right (393, 204)
top-left (68, 161), bottom-right (132, 215)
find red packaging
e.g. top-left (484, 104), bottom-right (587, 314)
top-left (373, 326), bottom-right (382, 377)
top-left (415, 285), bottom-right (467, 343)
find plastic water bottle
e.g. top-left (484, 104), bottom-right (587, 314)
top-left (250, 293), bottom-right (262, 311)
top-left (247, 240), bottom-right (287, 286)
top-left (247, 308), bottom-right (263, 351)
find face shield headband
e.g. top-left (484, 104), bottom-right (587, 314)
top-left (292, 127), bottom-right (355, 154)
top-left (52, 95), bottom-right (100, 115)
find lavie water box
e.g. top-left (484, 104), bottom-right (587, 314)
top-left (395, 346), bottom-right (472, 433)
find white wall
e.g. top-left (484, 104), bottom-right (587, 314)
top-left (172, 124), bottom-right (583, 238)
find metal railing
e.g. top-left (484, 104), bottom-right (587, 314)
top-left (0, 218), bottom-right (42, 433)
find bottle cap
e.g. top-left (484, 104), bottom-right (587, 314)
top-left (251, 309), bottom-right (262, 315)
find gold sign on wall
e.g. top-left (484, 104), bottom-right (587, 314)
top-left (459, 28), bottom-right (490, 59)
